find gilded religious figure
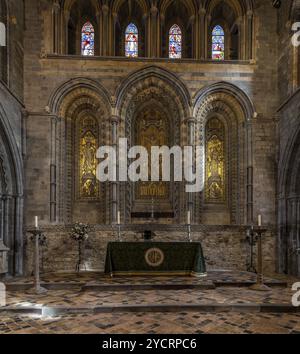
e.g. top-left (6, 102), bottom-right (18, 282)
top-left (205, 118), bottom-right (225, 202)
top-left (79, 119), bottom-right (98, 198)
top-left (136, 109), bottom-right (169, 199)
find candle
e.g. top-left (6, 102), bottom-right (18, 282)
top-left (258, 215), bottom-right (262, 227)
top-left (35, 216), bottom-right (39, 229)
top-left (117, 211), bottom-right (121, 225)
top-left (187, 211), bottom-right (191, 225)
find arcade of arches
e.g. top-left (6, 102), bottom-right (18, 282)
top-left (0, 1), bottom-right (300, 286)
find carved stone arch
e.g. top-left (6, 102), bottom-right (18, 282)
top-left (116, 67), bottom-right (190, 224)
top-left (289, 0), bottom-right (300, 21)
top-left (116, 66), bottom-right (191, 118)
top-left (48, 77), bottom-right (112, 116)
top-left (194, 95), bottom-right (242, 224)
top-left (278, 119), bottom-right (300, 276)
top-left (193, 82), bottom-right (255, 121)
top-left (193, 83), bottom-right (255, 225)
top-left (0, 104), bottom-right (24, 276)
top-left (48, 81), bottom-right (111, 224)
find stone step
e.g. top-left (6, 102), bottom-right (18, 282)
top-left (1, 303), bottom-right (299, 316)
top-left (6, 280), bottom-right (287, 292)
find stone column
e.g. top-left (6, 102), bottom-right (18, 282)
top-left (0, 195), bottom-right (9, 275)
top-left (96, 11), bottom-right (102, 56)
top-left (189, 15), bottom-right (196, 59)
top-left (246, 10), bottom-right (253, 60)
top-left (246, 116), bottom-right (254, 224)
top-left (63, 10), bottom-right (70, 54)
top-left (150, 5), bottom-right (158, 57)
top-left (50, 114), bottom-right (59, 223)
top-left (111, 115), bottom-right (120, 224)
top-left (52, 1), bottom-right (61, 54)
top-left (205, 14), bottom-right (211, 60)
top-left (12, 195), bottom-right (24, 276)
top-left (102, 4), bottom-right (109, 56)
top-left (198, 8), bottom-right (206, 59)
top-left (111, 12), bottom-right (118, 57)
top-left (185, 117), bottom-right (196, 223)
top-left (159, 13), bottom-right (164, 58)
top-left (236, 16), bottom-right (244, 60)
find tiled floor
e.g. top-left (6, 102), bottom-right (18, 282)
top-left (0, 270), bottom-right (299, 334)
top-left (0, 312), bottom-right (300, 334)
top-left (4, 287), bottom-right (296, 307)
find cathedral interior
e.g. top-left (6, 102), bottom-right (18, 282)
top-left (0, 0), bottom-right (300, 335)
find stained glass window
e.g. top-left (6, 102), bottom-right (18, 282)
top-left (81, 22), bottom-right (95, 56)
top-left (125, 23), bottom-right (138, 58)
top-left (169, 24), bottom-right (182, 59)
top-left (212, 25), bottom-right (225, 60)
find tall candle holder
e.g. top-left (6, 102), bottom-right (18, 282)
top-left (187, 223), bottom-right (192, 242)
top-left (246, 225), bottom-right (257, 273)
top-left (27, 228), bottom-right (47, 294)
top-left (249, 226), bottom-right (271, 292)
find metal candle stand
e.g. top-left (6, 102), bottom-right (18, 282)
top-left (246, 226), bottom-right (257, 273)
top-left (247, 226), bottom-right (271, 292)
top-left (27, 229), bottom-right (47, 294)
top-left (117, 224), bottom-right (122, 242)
top-left (187, 224), bottom-right (192, 242)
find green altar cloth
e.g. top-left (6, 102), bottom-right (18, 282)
top-left (104, 242), bottom-right (206, 277)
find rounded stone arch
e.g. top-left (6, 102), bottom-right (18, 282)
top-left (277, 114), bottom-right (300, 276)
top-left (48, 79), bottom-right (112, 224)
top-left (193, 82), bottom-right (255, 121)
top-left (116, 66), bottom-right (192, 119)
top-left (278, 121), bottom-right (300, 197)
top-left (115, 66), bottom-right (191, 223)
top-left (193, 82), bottom-right (255, 225)
top-left (289, 0), bottom-right (300, 21)
top-left (48, 77), bottom-right (112, 116)
top-left (0, 104), bottom-right (24, 276)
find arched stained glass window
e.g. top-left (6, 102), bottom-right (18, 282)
top-left (125, 23), bottom-right (138, 58)
top-left (169, 24), bottom-right (182, 59)
top-left (81, 22), bottom-right (95, 56)
top-left (212, 25), bottom-right (225, 61)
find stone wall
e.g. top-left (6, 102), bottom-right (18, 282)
top-left (24, 226), bottom-right (276, 275)
top-left (21, 0), bottom-right (283, 275)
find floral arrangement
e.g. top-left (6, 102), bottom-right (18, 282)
top-left (70, 222), bottom-right (92, 273)
top-left (70, 222), bottom-right (91, 242)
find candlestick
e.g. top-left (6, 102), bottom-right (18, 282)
top-left (117, 211), bottom-right (121, 225)
top-left (258, 215), bottom-right (262, 227)
top-left (187, 211), bottom-right (191, 225)
top-left (35, 216), bottom-right (39, 229)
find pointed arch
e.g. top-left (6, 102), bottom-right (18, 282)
top-left (169, 24), bottom-right (182, 59)
top-left (81, 21), bottom-right (95, 56)
top-left (212, 25), bottom-right (225, 60)
top-left (125, 23), bottom-right (139, 57)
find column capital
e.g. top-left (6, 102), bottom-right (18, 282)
top-left (110, 115), bottom-right (121, 124)
top-left (247, 10), bottom-right (253, 18)
top-left (199, 7), bottom-right (206, 16)
top-left (53, 2), bottom-right (60, 12)
top-left (102, 4), bottom-right (109, 15)
top-left (150, 6), bottom-right (158, 16)
top-left (184, 117), bottom-right (197, 125)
